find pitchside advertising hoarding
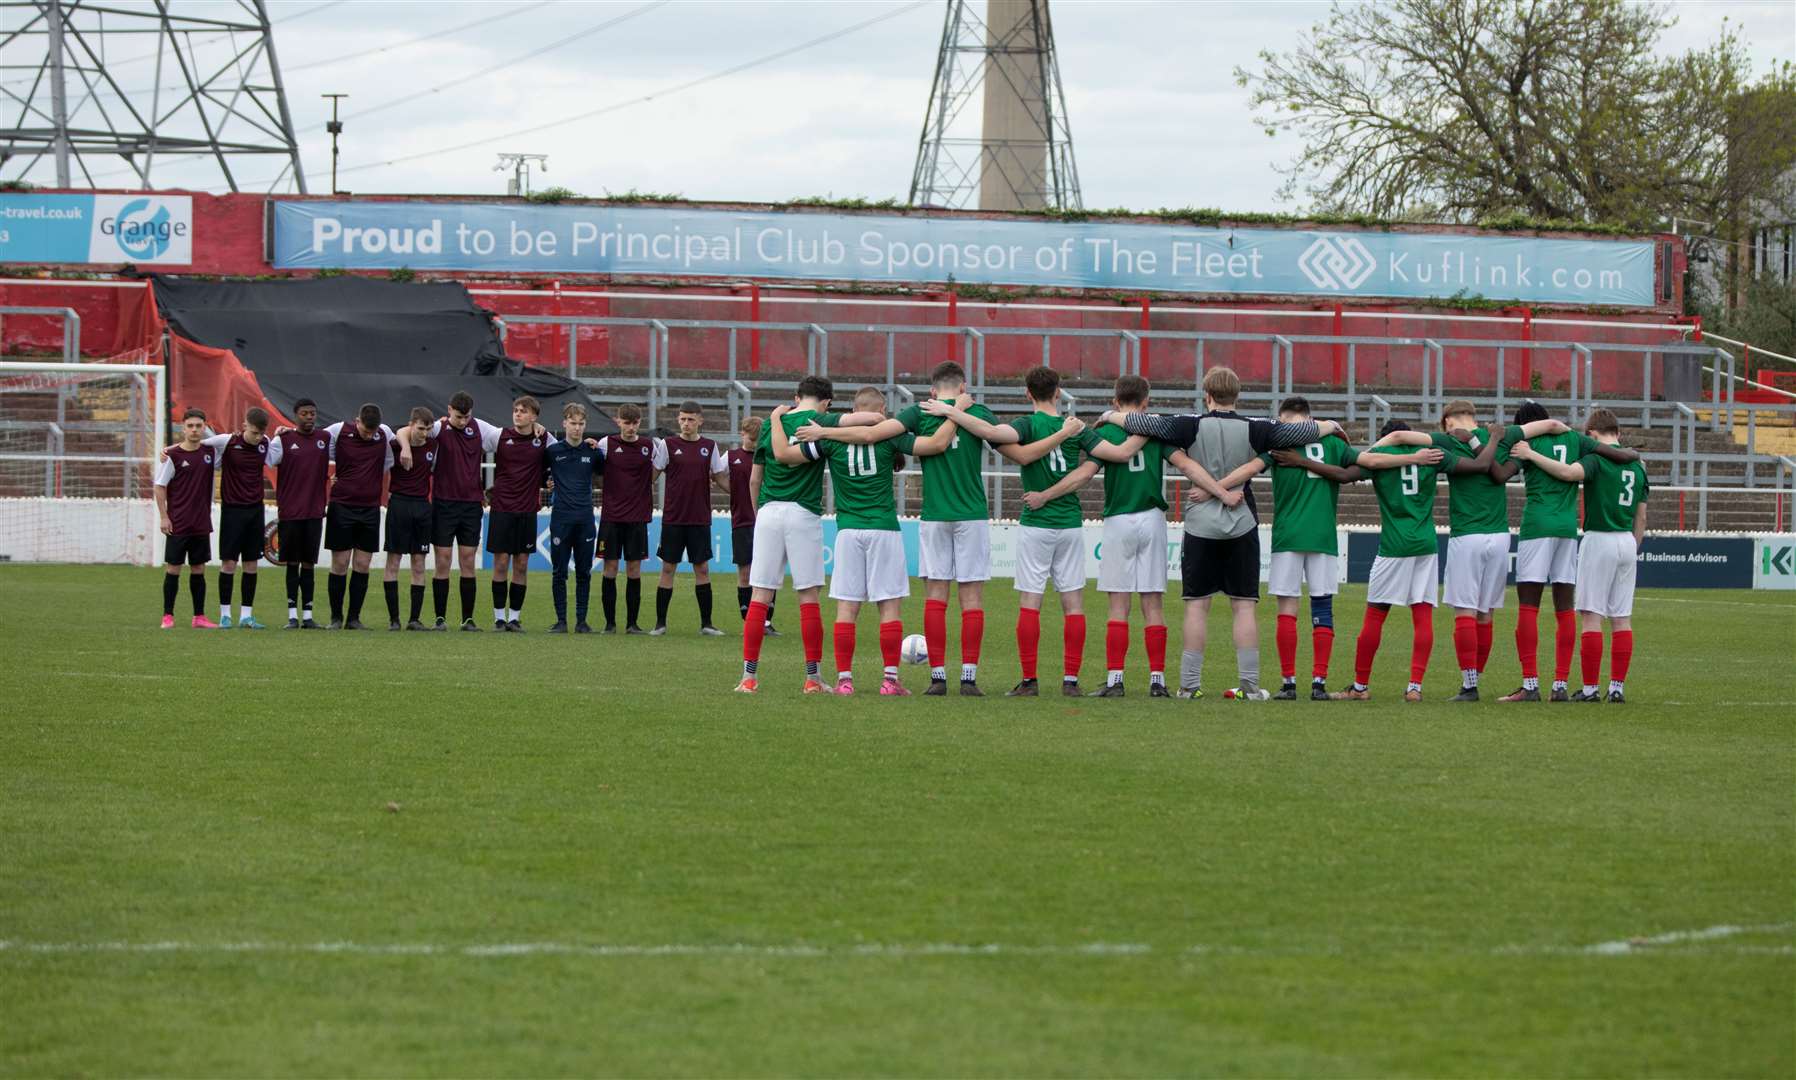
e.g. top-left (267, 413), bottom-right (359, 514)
top-left (0, 192), bottom-right (192, 265)
top-left (271, 200), bottom-right (1657, 307)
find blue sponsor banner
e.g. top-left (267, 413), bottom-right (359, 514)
top-left (482, 512), bottom-right (922, 575)
top-left (272, 200), bottom-right (1656, 306)
top-left (0, 193), bottom-right (193, 264)
top-left (1344, 532), bottom-right (1753, 588)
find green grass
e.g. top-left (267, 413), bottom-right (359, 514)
top-left (1, 565), bottom-right (1791, 1077)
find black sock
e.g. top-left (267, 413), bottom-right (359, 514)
top-left (348, 571), bottom-right (369, 621)
top-left (190, 573), bottom-right (207, 617)
top-left (738, 585), bottom-right (751, 618)
top-left (218, 571), bottom-right (234, 612)
top-left (696, 582), bottom-right (713, 626)
top-left (575, 573), bottom-right (591, 622)
top-left (508, 581), bottom-right (526, 617)
top-left (384, 580), bottom-right (400, 622)
top-left (655, 585), bottom-right (673, 627)
top-left (301, 568), bottom-right (316, 612)
top-left (328, 572), bottom-right (346, 621)
top-left (765, 597), bottom-right (776, 627)
top-left (602, 576), bottom-right (618, 626)
top-left (433, 577), bottom-right (449, 620)
top-left (626, 577), bottom-right (642, 626)
top-left (286, 562), bottom-right (301, 608)
top-left (459, 576), bottom-right (476, 621)
top-left (163, 573), bottom-right (179, 616)
top-left (491, 577), bottom-right (508, 618)
top-left (242, 573), bottom-right (257, 609)
top-left (410, 583), bottom-right (425, 622)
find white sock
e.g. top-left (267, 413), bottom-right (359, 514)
top-left (1462, 668), bottom-right (1479, 688)
top-left (837, 671), bottom-right (853, 682)
top-left (1107, 670), bottom-right (1124, 687)
top-left (1608, 680), bottom-right (1624, 694)
top-left (220, 605), bottom-right (230, 620)
top-left (1407, 681), bottom-right (1422, 694)
top-left (495, 607), bottom-right (505, 623)
top-left (1553, 680), bottom-right (1569, 692)
top-left (288, 605), bottom-right (299, 620)
top-left (930, 665), bottom-right (946, 681)
top-left (1063, 674), bottom-right (1079, 683)
top-left (883, 665), bottom-right (898, 678)
top-left (1523, 676), bottom-right (1539, 690)
top-left (1583, 684), bottom-right (1600, 695)
top-left (302, 606), bottom-right (313, 620)
top-left (240, 606), bottom-right (251, 620)
top-left (961, 663), bottom-right (977, 682)
top-left (1149, 671), bottom-right (1165, 687)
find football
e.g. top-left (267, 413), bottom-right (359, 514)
top-left (900, 633), bottom-right (929, 665)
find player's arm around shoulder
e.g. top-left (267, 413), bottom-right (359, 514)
top-left (1084, 428), bottom-right (1148, 464)
top-left (1167, 449), bottom-right (1240, 505)
top-left (920, 396), bottom-right (1016, 445)
top-left (1586, 434), bottom-right (1641, 463)
top-left (910, 416), bottom-right (959, 456)
top-left (1022, 457), bottom-right (1099, 510)
top-left (766, 406), bottom-right (813, 466)
top-left (1508, 439), bottom-right (1587, 483)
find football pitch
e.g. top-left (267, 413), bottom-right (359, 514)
top-left (1, 564), bottom-right (1791, 1077)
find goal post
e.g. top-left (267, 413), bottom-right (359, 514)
top-left (0, 361), bottom-right (166, 565)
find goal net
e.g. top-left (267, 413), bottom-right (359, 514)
top-left (0, 361), bottom-right (164, 565)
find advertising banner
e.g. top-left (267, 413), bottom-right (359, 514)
top-left (1752, 535), bottom-right (1796, 590)
top-left (0, 193), bottom-right (192, 265)
top-left (1345, 532), bottom-right (1758, 589)
top-left (272, 200), bottom-right (1656, 306)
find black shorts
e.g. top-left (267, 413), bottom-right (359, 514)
top-left (731, 524), bottom-right (754, 569)
top-left (657, 522), bottom-right (713, 566)
top-left (164, 533), bottom-right (210, 566)
top-left (599, 519), bottom-right (649, 562)
top-left (218, 503), bottom-right (265, 562)
top-left (485, 510), bottom-right (539, 555)
top-left (384, 494), bottom-right (433, 555)
top-left (431, 498), bottom-right (483, 548)
top-left (276, 518), bottom-right (323, 565)
top-left (325, 503), bottom-right (380, 553)
top-left (1181, 531), bottom-right (1260, 601)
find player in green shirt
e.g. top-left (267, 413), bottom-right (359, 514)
top-left (916, 366), bottom-right (1091, 697)
top-left (769, 386), bottom-right (955, 697)
top-left (1508, 408), bottom-right (1648, 703)
top-left (1486, 400), bottom-right (1640, 701)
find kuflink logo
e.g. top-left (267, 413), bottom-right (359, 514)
top-left (1297, 236), bottom-right (1377, 291)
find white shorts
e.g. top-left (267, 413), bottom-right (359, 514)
top-left (748, 501), bottom-right (825, 591)
top-left (1014, 525), bottom-right (1086, 595)
top-left (918, 519), bottom-right (991, 583)
top-left (1266, 550), bottom-right (1338, 598)
top-left (1442, 533), bottom-right (1510, 612)
top-left (1574, 532), bottom-right (1638, 618)
top-left (1097, 509), bottom-right (1169, 594)
top-left (829, 529), bottom-right (910, 603)
top-left (1367, 553), bottom-right (1438, 607)
top-left (1516, 536), bottom-right (1578, 585)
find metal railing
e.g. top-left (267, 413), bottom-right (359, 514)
top-left (0, 307), bottom-right (81, 364)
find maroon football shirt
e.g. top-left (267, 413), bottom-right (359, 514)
top-left (727, 447), bottom-right (756, 528)
top-left (274, 426), bottom-right (330, 521)
top-left (490, 428), bottom-right (549, 514)
top-left (328, 422), bottom-right (393, 508)
top-left (662, 436), bottom-right (723, 526)
top-left (429, 416), bottom-right (502, 504)
top-left (388, 435), bottom-right (436, 500)
top-left (156, 444), bottom-right (216, 535)
top-left (209, 432), bottom-right (271, 506)
top-left (599, 435), bottom-right (662, 523)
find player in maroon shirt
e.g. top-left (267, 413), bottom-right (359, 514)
top-left (427, 390), bottom-right (504, 629)
top-left (154, 408), bottom-right (220, 629)
top-left (726, 415), bottom-right (776, 635)
top-left (384, 406), bottom-right (437, 630)
top-left (272, 398), bottom-right (329, 628)
top-left (653, 401), bottom-right (730, 636)
top-left (597, 402), bottom-right (667, 633)
top-left (179, 407), bottom-right (274, 628)
top-left (487, 395), bottom-right (552, 631)
top-left (324, 403), bottom-right (396, 629)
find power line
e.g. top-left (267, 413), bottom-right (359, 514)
top-left (342, 0), bottom-right (670, 121)
top-left (282, 1), bottom-right (557, 74)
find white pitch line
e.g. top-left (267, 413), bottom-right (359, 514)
top-left (1581, 922), bottom-right (1795, 955)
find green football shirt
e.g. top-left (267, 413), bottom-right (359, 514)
top-left (1009, 412), bottom-right (1084, 530)
top-left (897, 402), bottom-right (995, 522)
top-left (1581, 454), bottom-right (1649, 533)
top-left (1430, 427), bottom-right (1511, 537)
top-left (1078, 422), bottom-right (1166, 517)
top-left (809, 436), bottom-right (902, 532)
top-left (1504, 428), bottom-right (1601, 540)
top-left (754, 409), bottom-right (840, 515)
top-left (1364, 445), bottom-right (1441, 558)
top-left (1259, 436), bottom-right (1354, 554)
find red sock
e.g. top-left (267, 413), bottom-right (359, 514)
top-left (742, 600), bottom-right (768, 665)
top-left (1105, 619), bottom-right (1129, 672)
top-left (1612, 629), bottom-right (1633, 683)
top-left (1355, 605), bottom-right (1387, 685)
top-left (1409, 603), bottom-right (1434, 684)
top-left (1311, 626), bottom-right (1334, 680)
top-left (924, 598), bottom-right (947, 668)
top-left (1276, 613), bottom-right (1298, 679)
top-left (1063, 614), bottom-right (1086, 678)
top-left (1581, 629), bottom-right (1603, 687)
top-left (1554, 609), bottom-right (1577, 682)
top-left (833, 622), bottom-right (856, 678)
top-left (1515, 604), bottom-right (1540, 679)
top-left (879, 620), bottom-right (903, 671)
top-left (800, 602), bottom-right (823, 669)
top-left (1016, 607), bottom-right (1041, 680)
top-left (1476, 619), bottom-right (1494, 672)
top-left (961, 608), bottom-right (984, 667)
top-left (1453, 615), bottom-right (1477, 672)
top-left (1144, 623), bottom-right (1168, 676)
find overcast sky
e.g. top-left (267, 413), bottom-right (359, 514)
top-left (10, 0), bottom-right (1795, 210)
